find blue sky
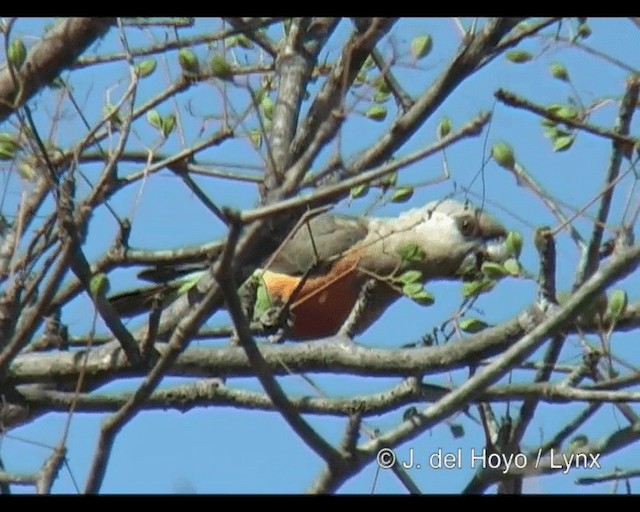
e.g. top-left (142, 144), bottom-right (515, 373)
top-left (2, 17), bottom-right (640, 494)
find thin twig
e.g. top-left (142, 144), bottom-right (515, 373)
top-left (576, 468), bottom-right (640, 486)
top-left (240, 112), bottom-right (491, 223)
top-left (495, 88), bottom-right (637, 147)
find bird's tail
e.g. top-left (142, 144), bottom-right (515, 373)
top-left (108, 265), bottom-right (207, 317)
top-left (108, 282), bottom-right (178, 317)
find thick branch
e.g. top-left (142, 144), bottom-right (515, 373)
top-left (12, 301), bottom-right (640, 387)
top-left (16, 378), bottom-right (640, 420)
top-left (0, 18), bottom-right (116, 122)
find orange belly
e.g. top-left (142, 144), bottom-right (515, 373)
top-left (261, 255), bottom-right (361, 340)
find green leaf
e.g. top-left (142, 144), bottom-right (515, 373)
top-left (248, 129), bottom-right (262, 149)
top-left (578, 23), bottom-right (591, 39)
top-left (553, 134), bottom-right (575, 152)
top-left (543, 126), bottom-right (569, 140)
top-left (373, 90), bottom-right (390, 103)
top-left (0, 142), bottom-right (16, 160)
top-left (462, 278), bottom-right (495, 298)
top-left (161, 113), bottom-right (177, 138)
top-left (226, 33), bottom-right (253, 49)
top-left (503, 258), bottom-right (522, 277)
top-left (372, 75), bottom-right (390, 94)
top-left (437, 117), bottom-right (452, 139)
top-left (391, 186), bottom-right (414, 203)
top-left (459, 317), bottom-right (489, 333)
top-left (491, 141), bottom-right (516, 169)
top-left (176, 272), bottom-right (204, 296)
top-left (377, 170), bottom-right (397, 190)
top-left (402, 282), bottom-right (423, 296)
top-left (89, 273), bottom-right (111, 299)
top-left (549, 62), bottom-right (570, 82)
top-left (481, 262), bottom-right (509, 279)
top-left (0, 133), bottom-right (21, 152)
top-left (350, 183), bottom-right (369, 199)
top-left (456, 259), bottom-right (481, 280)
top-left (363, 55), bottom-right (375, 69)
top-left (606, 289), bottom-right (628, 320)
top-left (253, 274), bottom-right (274, 319)
top-left (236, 34), bottom-right (254, 49)
top-left (8, 38), bottom-right (26, 68)
top-left (261, 96), bottom-right (275, 121)
top-left (410, 34), bottom-right (433, 60)
top-left (505, 50), bottom-right (532, 63)
top-left (505, 231), bottom-right (523, 258)
top-left (178, 48), bottom-right (200, 74)
top-left (210, 54), bottom-right (233, 80)
top-left (366, 105), bottom-right (387, 121)
top-left (225, 35), bottom-right (239, 47)
top-left (555, 105), bottom-right (580, 121)
top-left (450, 424), bottom-right (465, 439)
top-left (546, 103), bottom-right (564, 114)
top-left (398, 270), bottom-right (422, 285)
top-left (135, 58), bottom-right (157, 78)
top-left (397, 243), bottom-right (426, 263)
top-left (408, 289), bottom-right (435, 307)
top-left (17, 161), bottom-right (35, 181)
top-left (146, 110), bottom-right (162, 130)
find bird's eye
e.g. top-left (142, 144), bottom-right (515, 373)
top-left (459, 216), bottom-right (477, 236)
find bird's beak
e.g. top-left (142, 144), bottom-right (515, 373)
top-left (460, 210), bottom-right (511, 276)
top-left (477, 212), bottom-right (508, 242)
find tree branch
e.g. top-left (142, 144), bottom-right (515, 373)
top-left (574, 74), bottom-right (640, 288)
top-left (0, 18), bottom-right (116, 122)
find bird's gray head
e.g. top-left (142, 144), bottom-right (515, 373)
top-left (367, 198), bottom-right (510, 281)
top-left (423, 198), bottom-right (510, 278)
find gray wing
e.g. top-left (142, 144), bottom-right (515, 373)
top-left (268, 213), bottom-right (369, 276)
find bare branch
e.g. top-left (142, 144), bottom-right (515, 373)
top-left (289, 18), bottom-right (398, 170)
top-left (576, 468), bottom-right (640, 486)
top-left (13, 301), bottom-right (640, 389)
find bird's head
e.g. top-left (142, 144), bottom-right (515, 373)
top-left (367, 198), bottom-right (512, 281)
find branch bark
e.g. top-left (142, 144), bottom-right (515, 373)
top-left (0, 18), bottom-right (116, 122)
